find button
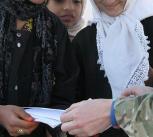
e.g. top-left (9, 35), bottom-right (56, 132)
top-left (16, 33), bottom-right (21, 38)
top-left (14, 85), bottom-right (18, 91)
top-left (17, 43), bottom-right (21, 48)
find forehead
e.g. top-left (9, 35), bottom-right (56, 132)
top-left (93, 0), bottom-right (127, 8)
top-left (53, 0), bottom-right (83, 2)
top-left (94, 0), bottom-right (127, 4)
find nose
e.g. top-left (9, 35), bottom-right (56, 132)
top-left (63, 1), bottom-right (74, 10)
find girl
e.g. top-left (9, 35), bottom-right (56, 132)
top-left (47, 0), bottom-right (90, 40)
top-left (0, 0), bottom-right (75, 136)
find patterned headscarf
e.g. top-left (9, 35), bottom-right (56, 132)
top-left (0, 0), bottom-right (58, 106)
top-left (0, 0), bottom-right (45, 20)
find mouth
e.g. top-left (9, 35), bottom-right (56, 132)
top-left (104, 1), bottom-right (121, 9)
top-left (60, 15), bottom-right (74, 22)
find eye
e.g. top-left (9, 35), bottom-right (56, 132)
top-left (73, 0), bottom-right (82, 4)
top-left (54, 0), bottom-right (64, 3)
top-left (53, 0), bottom-right (82, 4)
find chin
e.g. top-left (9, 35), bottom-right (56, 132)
top-left (106, 10), bottom-right (123, 17)
top-left (63, 23), bottom-right (74, 28)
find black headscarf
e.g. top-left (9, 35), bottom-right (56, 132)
top-left (0, 0), bottom-right (58, 106)
top-left (0, 0), bottom-right (45, 20)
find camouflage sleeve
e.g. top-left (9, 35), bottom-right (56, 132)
top-left (114, 93), bottom-right (153, 137)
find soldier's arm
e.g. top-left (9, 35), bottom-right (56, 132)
top-left (114, 93), bottom-right (153, 137)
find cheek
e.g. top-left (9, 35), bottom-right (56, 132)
top-left (74, 6), bottom-right (82, 22)
top-left (53, 9), bottom-right (61, 18)
top-left (94, 0), bottom-right (103, 11)
top-left (47, 3), bottom-right (62, 17)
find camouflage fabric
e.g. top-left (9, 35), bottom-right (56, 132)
top-left (115, 93), bottom-right (153, 137)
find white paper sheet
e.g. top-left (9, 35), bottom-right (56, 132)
top-left (24, 107), bottom-right (65, 128)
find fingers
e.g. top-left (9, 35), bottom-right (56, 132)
top-left (61, 107), bottom-right (82, 133)
top-left (68, 128), bottom-right (94, 137)
top-left (61, 99), bottom-right (112, 137)
top-left (9, 124), bottom-right (38, 137)
top-left (61, 109), bottom-right (73, 121)
top-left (13, 107), bottom-right (38, 129)
top-left (62, 122), bottom-right (99, 137)
top-left (121, 87), bottom-right (138, 97)
top-left (15, 107), bottom-right (34, 122)
top-left (66, 101), bottom-right (83, 112)
top-left (121, 89), bottom-right (133, 97)
top-left (8, 121), bottom-right (39, 136)
top-left (69, 128), bottom-right (84, 137)
top-left (15, 119), bottom-right (38, 129)
top-left (121, 86), bottom-right (153, 97)
top-left (10, 128), bottom-right (30, 136)
top-left (61, 119), bottom-right (88, 137)
top-left (61, 120), bottom-right (77, 132)
top-left (7, 119), bottom-right (38, 136)
top-left (19, 122), bottom-right (38, 134)
top-left (2, 106), bottom-right (39, 136)
top-left (61, 102), bottom-right (83, 123)
top-left (65, 99), bottom-right (91, 113)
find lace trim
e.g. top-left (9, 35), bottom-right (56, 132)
top-left (96, 21), bottom-right (105, 71)
top-left (127, 57), bottom-right (149, 87)
top-left (126, 22), bottom-right (150, 88)
top-left (95, 19), bottom-right (150, 87)
top-left (135, 22), bottom-right (150, 52)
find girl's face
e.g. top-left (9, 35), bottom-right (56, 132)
top-left (30, 0), bottom-right (45, 4)
top-left (47, 0), bottom-right (83, 27)
top-left (94, 0), bottom-right (127, 16)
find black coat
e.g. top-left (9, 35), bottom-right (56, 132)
top-left (0, 7), bottom-right (75, 137)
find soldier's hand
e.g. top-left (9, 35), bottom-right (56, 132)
top-left (122, 86), bottom-right (153, 97)
top-left (61, 99), bottom-right (112, 137)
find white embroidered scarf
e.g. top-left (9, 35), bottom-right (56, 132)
top-left (68, 0), bottom-right (87, 40)
top-left (90, 0), bottom-right (153, 99)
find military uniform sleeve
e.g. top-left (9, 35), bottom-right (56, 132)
top-left (114, 93), bottom-right (153, 137)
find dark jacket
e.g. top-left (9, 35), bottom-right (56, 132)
top-left (0, 7), bottom-right (76, 137)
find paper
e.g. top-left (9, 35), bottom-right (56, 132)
top-left (24, 107), bottom-right (65, 128)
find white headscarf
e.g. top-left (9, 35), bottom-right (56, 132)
top-left (68, 0), bottom-right (87, 40)
top-left (90, 0), bottom-right (153, 99)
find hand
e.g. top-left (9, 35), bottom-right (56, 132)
top-left (0, 105), bottom-right (39, 136)
top-left (60, 99), bottom-right (112, 137)
top-left (122, 86), bottom-right (153, 97)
